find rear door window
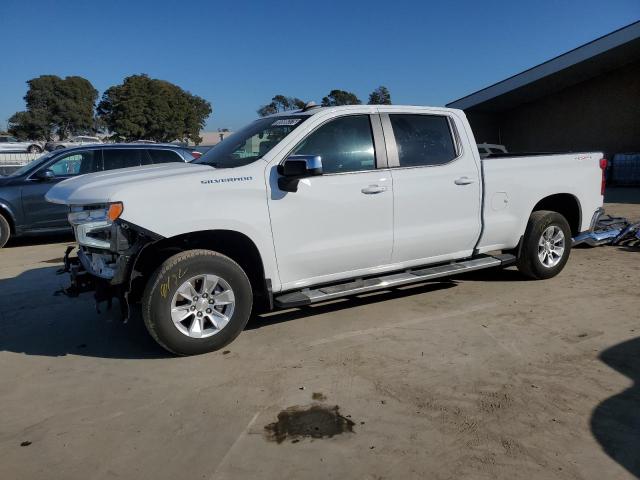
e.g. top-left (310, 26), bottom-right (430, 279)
top-left (147, 149), bottom-right (184, 164)
top-left (389, 114), bottom-right (457, 167)
top-left (102, 149), bottom-right (143, 171)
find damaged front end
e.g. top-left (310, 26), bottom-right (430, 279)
top-left (57, 202), bottom-right (161, 320)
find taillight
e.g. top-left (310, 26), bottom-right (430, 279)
top-left (191, 151), bottom-right (202, 160)
top-left (599, 158), bottom-right (607, 196)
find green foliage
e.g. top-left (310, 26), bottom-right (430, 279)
top-left (8, 75), bottom-right (98, 140)
top-left (97, 74), bottom-right (212, 144)
top-left (321, 90), bottom-right (361, 107)
top-left (368, 86), bottom-right (392, 105)
top-left (257, 95), bottom-right (306, 117)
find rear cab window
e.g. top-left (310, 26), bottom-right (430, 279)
top-left (389, 114), bottom-right (457, 167)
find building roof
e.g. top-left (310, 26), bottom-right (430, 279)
top-left (447, 21), bottom-right (640, 112)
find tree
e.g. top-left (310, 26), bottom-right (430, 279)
top-left (321, 89), bottom-right (361, 107)
top-left (97, 74), bottom-right (212, 144)
top-left (368, 86), bottom-right (392, 105)
top-left (8, 111), bottom-right (50, 140)
top-left (257, 95), bottom-right (305, 117)
top-left (8, 75), bottom-right (98, 140)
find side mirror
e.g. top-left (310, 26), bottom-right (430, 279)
top-left (34, 169), bottom-right (55, 181)
top-left (277, 155), bottom-right (322, 192)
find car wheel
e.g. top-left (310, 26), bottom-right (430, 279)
top-left (55, 145), bottom-right (65, 150)
top-left (517, 210), bottom-right (572, 280)
top-left (0, 214), bottom-right (11, 248)
top-left (27, 145), bottom-right (42, 154)
top-left (142, 249), bottom-right (253, 356)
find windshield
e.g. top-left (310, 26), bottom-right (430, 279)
top-left (195, 116), bottom-right (309, 168)
top-left (8, 152), bottom-right (55, 176)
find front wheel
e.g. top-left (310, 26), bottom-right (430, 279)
top-left (142, 249), bottom-right (253, 355)
top-left (27, 145), bottom-right (42, 153)
top-left (517, 210), bottom-right (572, 280)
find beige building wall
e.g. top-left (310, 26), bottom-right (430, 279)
top-left (196, 131), bottom-right (234, 146)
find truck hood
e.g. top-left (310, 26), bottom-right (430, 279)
top-left (46, 162), bottom-right (214, 205)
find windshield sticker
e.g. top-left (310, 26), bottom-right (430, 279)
top-left (201, 176), bottom-right (253, 185)
top-left (271, 119), bottom-right (301, 126)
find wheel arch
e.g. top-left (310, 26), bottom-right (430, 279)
top-left (130, 229), bottom-right (269, 306)
top-left (530, 193), bottom-right (581, 236)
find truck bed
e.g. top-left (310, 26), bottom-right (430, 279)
top-left (476, 152), bottom-right (604, 253)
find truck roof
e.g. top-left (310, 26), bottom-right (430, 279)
top-left (263, 104), bottom-right (464, 118)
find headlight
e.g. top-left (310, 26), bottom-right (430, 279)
top-left (68, 202), bottom-right (124, 249)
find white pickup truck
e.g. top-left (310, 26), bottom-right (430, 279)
top-left (46, 105), bottom-right (606, 355)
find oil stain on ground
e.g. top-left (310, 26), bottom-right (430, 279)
top-left (264, 405), bottom-right (355, 443)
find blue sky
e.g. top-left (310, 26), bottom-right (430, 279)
top-left (1, 0), bottom-right (638, 132)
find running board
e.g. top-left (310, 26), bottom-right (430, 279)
top-left (274, 254), bottom-right (516, 308)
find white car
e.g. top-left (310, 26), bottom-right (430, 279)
top-left (47, 105), bottom-right (606, 355)
top-left (45, 136), bottom-right (102, 151)
top-left (0, 135), bottom-right (43, 153)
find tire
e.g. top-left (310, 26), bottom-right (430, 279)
top-left (517, 210), bottom-right (572, 280)
top-left (142, 249), bottom-right (253, 356)
top-left (27, 145), bottom-right (42, 154)
top-left (0, 214), bottom-right (10, 248)
top-left (55, 145), bottom-right (65, 150)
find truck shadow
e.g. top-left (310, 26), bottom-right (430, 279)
top-left (0, 265), bottom-right (169, 359)
top-left (590, 336), bottom-right (640, 477)
top-left (454, 266), bottom-right (530, 282)
top-left (248, 281), bottom-right (457, 329)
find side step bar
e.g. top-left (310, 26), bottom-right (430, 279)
top-left (274, 253), bottom-right (516, 308)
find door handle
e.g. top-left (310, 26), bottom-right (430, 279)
top-left (454, 176), bottom-right (475, 185)
top-left (361, 185), bottom-right (387, 194)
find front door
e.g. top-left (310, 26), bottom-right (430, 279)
top-left (268, 114), bottom-right (393, 290)
top-left (22, 149), bottom-right (101, 230)
top-left (382, 112), bottom-right (482, 264)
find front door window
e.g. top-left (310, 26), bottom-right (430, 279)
top-left (47, 150), bottom-right (99, 177)
top-left (292, 115), bottom-right (376, 173)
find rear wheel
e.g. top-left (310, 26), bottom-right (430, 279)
top-left (0, 214), bottom-right (10, 248)
top-left (517, 210), bottom-right (572, 280)
top-left (142, 249), bottom-right (253, 355)
top-left (27, 145), bottom-right (42, 153)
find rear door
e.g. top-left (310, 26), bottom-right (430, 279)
top-left (22, 149), bottom-right (102, 229)
top-left (381, 112), bottom-right (482, 265)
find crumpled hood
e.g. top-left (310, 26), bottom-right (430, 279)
top-left (46, 162), bottom-right (213, 205)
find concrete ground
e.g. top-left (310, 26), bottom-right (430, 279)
top-left (0, 197), bottom-right (639, 480)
